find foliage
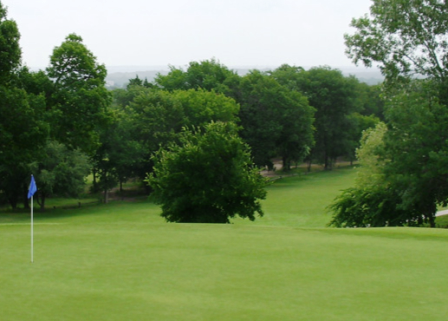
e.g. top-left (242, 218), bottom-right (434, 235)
top-left (47, 33), bottom-right (112, 153)
top-left (329, 186), bottom-right (411, 227)
top-left (381, 80), bottom-right (448, 226)
top-left (31, 141), bottom-right (91, 210)
top-left (330, 82), bottom-right (448, 227)
top-left (0, 7), bottom-right (50, 208)
top-left (92, 108), bottom-right (145, 197)
top-left (155, 58), bottom-right (240, 95)
top-left (332, 1), bottom-right (448, 227)
top-left (344, 112), bottom-right (380, 163)
top-left (329, 122), bottom-right (393, 227)
top-left (357, 83), bottom-right (385, 120)
top-left (345, 0), bottom-right (448, 87)
top-left (238, 70), bottom-right (315, 170)
top-left (271, 65), bottom-right (361, 169)
top-left (127, 75), bottom-right (153, 89)
top-left (126, 88), bottom-right (241, 183)
top-left (355, 121), bottom-right (388, 186)
top-left (0, 2), bottom-right (20, 84)
top-left (147, 122), bottom-right (267, 223)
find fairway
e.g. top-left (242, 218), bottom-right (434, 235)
top-left (1, 168), bottom-right (448, 320)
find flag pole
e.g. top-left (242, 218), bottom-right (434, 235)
top-left (31, 194), bottom-right (33, 263)
top-left (28, 174), bottom-right (37, 264)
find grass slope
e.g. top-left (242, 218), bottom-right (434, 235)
top-left (239, 167), bottom-right (358, 227)
top-left (1, 168), bottom-right (448, 320)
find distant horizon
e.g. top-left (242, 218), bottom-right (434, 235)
top-left (27, 63), bottom-right (383, 75)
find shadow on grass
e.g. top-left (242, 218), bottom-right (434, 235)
top-left (0, 197), bottom-right (152, 224)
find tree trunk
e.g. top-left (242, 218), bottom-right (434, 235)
top-left (104, 189), bottom-right (109, 204)
top-left (324, 152), bottom-right (329, 170)
top-left (92, 168), bottom-right (99, 193)
top-left (428, 215), bottom-right (435, 228)
top-left (8, 196), bottom-right (17, 210)
top-left (40, 193), bottom-right (46, 212)
top-left (282, 156), bottom-right (290, 172)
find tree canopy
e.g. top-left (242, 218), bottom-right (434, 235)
top-left (47, 33), bottom-right (111, 153)
top-left (345, 0), bottom-right (448, 86)
top-left (147, 122), bottom-right (267, 223)
top-left (271, 65), bottom-right (361, 170)
top-left (330, 0), bottom-right (448, 227)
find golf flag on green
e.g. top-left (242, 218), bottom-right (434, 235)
top-left (28, 175), bottom-right (37, 199)
top-left (28, 175), bottom-right (37, 263)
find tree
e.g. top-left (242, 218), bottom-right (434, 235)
top-left (356, 83), bottom-right (385, 120)
top-left (341, 0), bottom-right (448, 227)
top-left (330, 80), bottom-right (448, 227)
top-left (31, 141), bottom-right (91, 210)
top-left (344, 0), bottom-right (448, 90)
top-left (0, 3), bottom-right (49, 209)
top-left (0, 86), bottom-right (49, 209)
top-left (272, 65), bottom-right (360, 170)
top-left (381, 80), bottom-right (448, 226)
top-left (0, 1), bottom-right (20, 84)
top-left (328, 122), bottom-right (411, 227)
top-left (344, 112), bottom-right (380, 164)
top-left (127, 88), bottom-right (240, 184)
top-left (127, 75), bottom-right (154, 89)
top-left (147, 122), bottom-right (267, 223)
top-left (92, 108), bottom-right (145, 200)
top-left (238, 70), bottom-right (315, 170)
top-left (155, 58), bottom-right (240, 95)
top-left (47, 33), bottom-right (112, 153)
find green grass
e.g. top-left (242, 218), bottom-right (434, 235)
top-left (436, 214), bottom-right (448, 228)
top-left (1, 168), bottom-right (448, 320)
top-left (237, 167), bottom-right (358, 227)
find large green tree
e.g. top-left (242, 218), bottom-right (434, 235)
top-left (118, 88), bottom-right (241, 185)
top-left (0, 86), bottom-right (49, 208)
top-left (92, 108), bottom-right (145, 200)
top-left (0, 3), bottom-right (49, 209)
top-left (47, 34), bottom-right (112, 153)
top-left (31, 140), bottom-right (91, 211)
top-left (155, 58), bottom-right (240, 95)
top-left (381, 80), bottom-right (448, 226)
top-left (0, 2), bottom-right (20, 84)
top-left (147, 122), bottom-right (267, 223)
top-left (271, 65), bottom-right (360, 170)
top-left (238, 70), bottom-right (315, 170)
top-left (332, 0), bottom-right (448, 227)
top-left (345, 0), bottom-right (448, 91)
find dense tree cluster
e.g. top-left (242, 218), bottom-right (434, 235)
top-left (0, 2), bottom-right (110, 209)
top-left (1, 1), bottom-right (383, 223)
top-left (330, 0), bottom-right (448, 228)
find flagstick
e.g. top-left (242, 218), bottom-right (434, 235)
top-left (31, 195), bottom-right (33, 263)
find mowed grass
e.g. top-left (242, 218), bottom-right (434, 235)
top-left (234, 167), bottom-right (358, 227)
top-left (1, 168), bottom-right (448, 320)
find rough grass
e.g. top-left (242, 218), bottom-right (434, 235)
top-left (1, 168), bottom-right (448, 320)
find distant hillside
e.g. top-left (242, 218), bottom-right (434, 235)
top-left (105, 65), bottom-right (383, 88)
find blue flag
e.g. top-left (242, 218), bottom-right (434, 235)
top-left (28, 175), bottom-right (37, 199)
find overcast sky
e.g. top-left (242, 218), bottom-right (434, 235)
top-left (6, 0), bottom-right (373, 70)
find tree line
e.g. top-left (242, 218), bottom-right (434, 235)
top-left (329, 0), bottom-right (448, 228)
top-left (0, 0), bottom-right (383, 222)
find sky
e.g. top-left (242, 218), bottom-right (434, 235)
top-left (6, 0), bottom-right (374, 70)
